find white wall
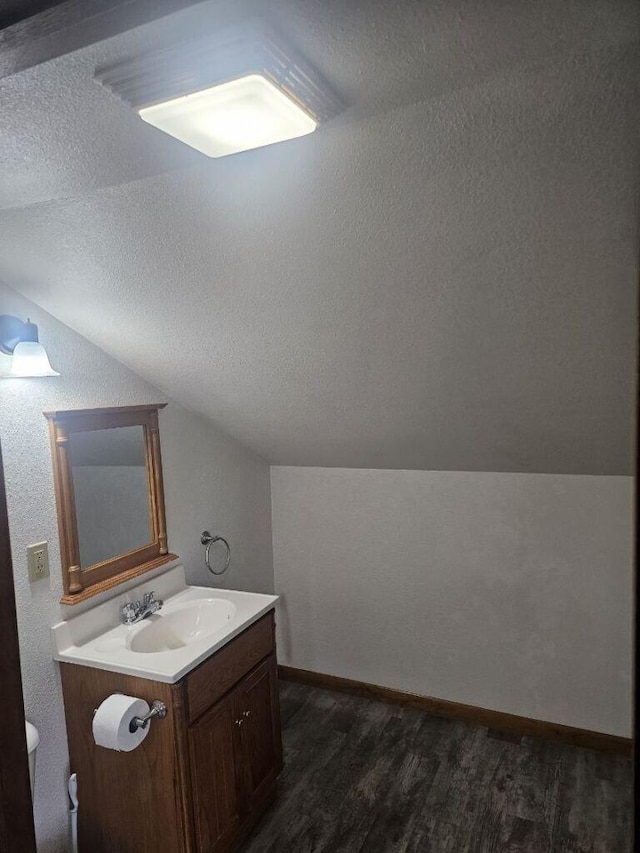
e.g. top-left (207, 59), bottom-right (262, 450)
top-left (271, 466), bottom-right (633, 737)
top-left (0, 283), bottom-right (273, 853)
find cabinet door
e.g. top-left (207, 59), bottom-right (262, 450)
top-left (235, 655), bottom-right (283, 813)
top-left (188, 693), bottom-right (241, 853)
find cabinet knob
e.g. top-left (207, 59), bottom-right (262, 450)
top-left (243, 710), bottom-right (251, 718)
top-left (235, 718), bottom-right (244, 727)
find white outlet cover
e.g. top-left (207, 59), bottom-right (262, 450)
top-left (27, 541), bottom-right (50, 582)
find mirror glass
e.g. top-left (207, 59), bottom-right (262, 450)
top-left (68, 425), bottom-right (152, 568)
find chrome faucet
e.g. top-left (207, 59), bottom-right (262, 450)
top-left (120, 591), bottom-right (163, 625)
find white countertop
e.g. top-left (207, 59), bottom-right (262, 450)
top-left (51, 565), bottom-right (278, 683)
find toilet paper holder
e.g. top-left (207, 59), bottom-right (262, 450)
top-left (128, 700), bottom-right (167, 733)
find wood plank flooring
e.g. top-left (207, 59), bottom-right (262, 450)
top-left (241, 681), bottom-right (632, 853)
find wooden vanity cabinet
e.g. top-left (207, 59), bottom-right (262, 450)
top-left (60, 611), bottom-right (282, 853)
top-left (188, 655), bottom-right (281, 852)
top-left (235, 656), bottom-right (283, 811)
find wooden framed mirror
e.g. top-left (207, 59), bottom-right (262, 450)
top-left (44, 404), bottom-right (176, 604)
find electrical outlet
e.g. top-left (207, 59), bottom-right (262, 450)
top-left (27, 542), bottom-right (49, 582)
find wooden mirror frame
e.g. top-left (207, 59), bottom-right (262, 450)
top-left (44, 404), bottom-right (177, 605)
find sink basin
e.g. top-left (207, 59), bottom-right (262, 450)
top-left (51, 565), bottom-right (278, 683)
top-left (127, 599), bottom-right (236, 653)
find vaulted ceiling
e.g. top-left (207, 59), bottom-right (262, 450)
top-left (0, 0), bottom-right (638, 473)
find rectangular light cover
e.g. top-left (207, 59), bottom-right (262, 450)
top-left (138, 73), bottom-right (318, 158)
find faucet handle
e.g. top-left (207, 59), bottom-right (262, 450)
top-left (121, 602), bottom-right (137, 623)
top-left (142, 590), bottom-right (155, 606)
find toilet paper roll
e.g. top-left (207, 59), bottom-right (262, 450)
top-left (92, 694), bottom-right (151, 752)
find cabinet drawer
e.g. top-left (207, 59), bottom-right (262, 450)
top-left (186, 612), bottom-right (274, 723)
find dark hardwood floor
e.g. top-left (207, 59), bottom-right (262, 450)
top-left (242, 681), bottom-right (632, 853)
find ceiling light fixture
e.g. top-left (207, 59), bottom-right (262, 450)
top-left (95, 23), bottom-right (343, 158)
top-left (139, 74), bottom-right (317, 158)
top-left (0, 315), bottom-right (60, 378)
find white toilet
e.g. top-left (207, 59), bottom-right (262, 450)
top-left (25, 721), bottom-right (39, 799)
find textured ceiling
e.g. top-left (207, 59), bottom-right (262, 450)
top-left (0, 0), bottom-right (638, 474)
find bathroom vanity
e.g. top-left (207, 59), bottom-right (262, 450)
top-left (53, 568), bottom-right (282, 853)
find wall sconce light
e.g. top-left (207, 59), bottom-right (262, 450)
top-left (95, 22), bottom-right (343, 158)
top-left (0, 315), bottom-right (60, 377)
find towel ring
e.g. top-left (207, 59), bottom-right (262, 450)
top-left (201, 531), bottom-right (231, 576)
